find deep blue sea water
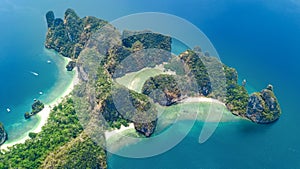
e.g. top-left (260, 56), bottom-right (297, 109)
top-left (0, 0), bottom-right (299, 168)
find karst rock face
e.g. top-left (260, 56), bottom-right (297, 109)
top-left (0, 123), bottom-right (7, 146)
top-left (45, 9), bottom-right (107, 71)
top-left (246, 85), bottom-right (281, 124)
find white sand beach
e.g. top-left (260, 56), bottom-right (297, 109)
top-left (105, 123), bottom-right (135, 140)
top-left (0, 61), bottom-right (79, 151)
top-left (116, 63), bottom-right (175, 93)
top-left (179, 97), bottom-right (226, 106)
top-left (104, 97), bottom-right (235, 141)
top-left (179, 97), bottom-right (245, 123)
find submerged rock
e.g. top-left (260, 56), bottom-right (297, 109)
top-left (246, 84), bottom-right (281, 124)
top-left (0, 123), bottom-right (7, 145)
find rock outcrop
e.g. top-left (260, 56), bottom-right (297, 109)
top-left (246, 85), bottom-right (281, 124)
top-left (178, 50), bottom-right (212, 96)
top-left (45, 9), bottom-right (107, 70)
top-left (142, 75), bottom-right (183, 106)
top-left (106, 31), bottom-right (172, 78)
top-left (45, 9), bottom-right (107, 59)
top-left (0, 123), bottom-right (7, 145)
top-left (24, 100), bottom-right (45, 119)
top-left (134, 121), bottom-right (157, 137)
top-left (66, 61), bottom-right (76, 71)
top-left (101, 87), bottom-right (158, 137)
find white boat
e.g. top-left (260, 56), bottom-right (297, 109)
top-left (39, 91), bottom-right (43, 95)
top-left (6, 108), bottom-right (10, 112)
top-left (30, 71), bottom-right (39, 76)
top-left (47, 60), bottom-right (51, 64)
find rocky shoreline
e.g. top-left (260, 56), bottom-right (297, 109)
top-left (0, 123), bottom-right (7, 146)
top-left (245, 85), bottom-right (281, 124)
top-left (46, 9), bottom-right (282, 138)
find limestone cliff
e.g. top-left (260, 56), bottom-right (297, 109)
top-left (45, 9), bottom-right (107, 71)
top-left (143, 49), bottom-right (281, 124)
top-left (246, 85), bottom-right (281, 124)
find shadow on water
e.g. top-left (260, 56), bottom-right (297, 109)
top-left (236, 120), bottom-right (277, 135)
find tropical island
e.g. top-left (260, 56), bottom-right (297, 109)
top-left (0, 9), bottom-right (281, 168)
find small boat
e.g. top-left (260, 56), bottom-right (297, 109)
top-left (39, 91), bottom-right (43, 95)
top-left (30, 71), bottom-right (39, 76)
top-left (242, 79), bottom-right (247, 86)
top-left (47, 60), bottom-right (51, 64)
top-left (6, 108), bottom-right (11, 112)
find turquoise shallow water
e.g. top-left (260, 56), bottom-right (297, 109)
top-left (0, 7), bottom-right (74, 142)
top-left (0, 1), bottom-right (299, 168)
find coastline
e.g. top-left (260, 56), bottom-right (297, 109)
top-left (115, 63), bottom-right (175, 93)
top-left (105, 97), bottom-right (241, 142)
top-left (0, 58), bottom-right (79, 151)
top-left (177, 97), bottom-right (247, 123)
top-left (105, 123), bottom-right (135, 140)
top-left (105, 123), bottom-right (140, 154)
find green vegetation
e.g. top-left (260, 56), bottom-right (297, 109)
top-left (164, 57), bottom-right (186, 75)
top-left (95, 67), bottom-right (113, 101)
top-left (177, 50), bottom-right (249, 116)
top-left (41, 133), bottom-right (106, 169)
top-left (142, 49), bottom-right (273, 122)
top-left (99, 84), bottom-right (158, 137)
top-left (45, 9), bottom-right (107, 62)
top-left (225, 83), bottom-right (249, 115)
top-left (104, 45), bottom-right (132, 77)
top-left (75, 52), bottom-right (158, 137)
top-left (142, 74), bottom-right (181, 106)
top-left (142, 49), bottom-right (248, 114)
top-left (104, 31), bottom-right (172, 78)
top-left (223, 65), bottom-right (249, 115)
top-left (127, 89), bottom-right (157, 137)
top-left (24, 100), bottom-right (45, 119)
top-left (246, 86), bottom-right (281, 123)
top-left (28, 132), bottom-right (37, 139)
top-left (178, 50), bottom-right (211, 96)
top-left (31, 100), bottom-right (44, 115)
top-left (122, 30), bottom-right (171, 51)
top-left (0, 98), bottom-right (106, 168)
top-left (0, 8), bottom-right (282, 168)
top-left (46, 9), bottom-right (171, 136)
top-left (101, 94), bottom-right (130, 129)
top-left (70, 27), bottom-right (172, 137)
